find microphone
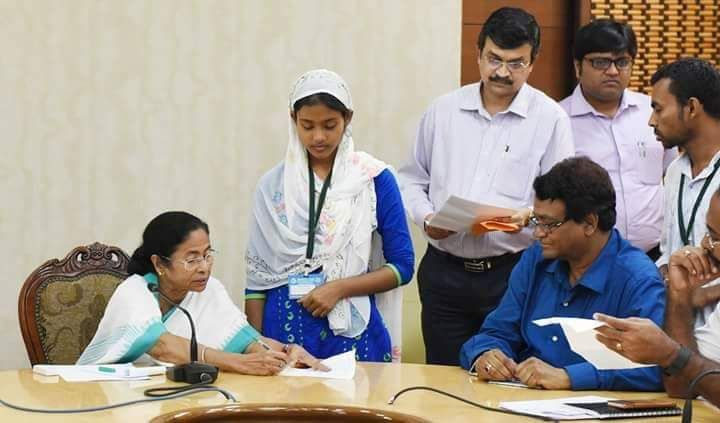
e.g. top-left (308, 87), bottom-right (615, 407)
top-left (147, 284), bottom-right (219, 384)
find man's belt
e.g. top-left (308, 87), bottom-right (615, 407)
top-left (430, 245), bottom-right (522, 273)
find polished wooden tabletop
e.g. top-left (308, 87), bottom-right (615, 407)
top-left (0, 362), bottom-right (717, 422)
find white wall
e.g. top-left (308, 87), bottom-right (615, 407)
top-left (1, 0), bottom-right (461, 369)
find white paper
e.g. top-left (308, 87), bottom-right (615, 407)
top-left (279, 350), bottom-right (356, 380)
top-left (428, 195), bottom-right (516, 233)
top-left (487, 379), bottom-right (530, 389)
top-left (533, 317), bottom-right (653, 370)
top-left (32, 363), bottom-right (165, 382)
top-left (500, 395), bottom-right (615, 420)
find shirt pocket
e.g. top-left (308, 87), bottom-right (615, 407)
top-left (494, 154), bottom-right (532, 200)
top-left (637, 142), bottom-right (664, 185)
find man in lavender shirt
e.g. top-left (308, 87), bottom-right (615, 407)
top-left (559, 20), bottom-right (676, 260)
top-left (398, 7), bottom-right (574, 366)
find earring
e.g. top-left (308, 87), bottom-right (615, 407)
top-left (158, 271), bottom-right (164, 276)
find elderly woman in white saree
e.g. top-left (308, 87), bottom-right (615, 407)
top-left (78, 211), bottom-right (325, 375)
top-left (244, 69), bottom-right (415, 362)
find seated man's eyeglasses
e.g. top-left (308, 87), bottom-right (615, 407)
top-left (484, 55), bottom-right (530, 72)
top-left (584, 56), bottom-right (632, 71)
top-left (528, 214), bottom-right (568, 234)
top-left (161, 249), bottom-right (217, 272)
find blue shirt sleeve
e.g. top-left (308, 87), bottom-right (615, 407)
top-left (375, 169), bottom-right (415, 285)
top-left (459, 246), bottom-right (538, 369)
top-left (565, 272), bottom-right (666, 391)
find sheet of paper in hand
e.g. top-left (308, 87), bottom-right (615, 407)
top-left (428, 195), bottom-right (517, 233)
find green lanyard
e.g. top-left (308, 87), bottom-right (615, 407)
top-left (678, 159), bottom-right (720, 245)
top-left (306, 162), bottom-right (332, 269)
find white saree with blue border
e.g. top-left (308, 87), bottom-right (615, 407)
top-left (77, 273), bottom-right (260, 364)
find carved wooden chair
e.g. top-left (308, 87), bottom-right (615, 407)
top-left (18, 243), bottom-right (130, 365)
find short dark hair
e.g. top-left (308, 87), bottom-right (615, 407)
top-left (533, 157), bottom-right (616, 231)
top-left (127, 211), bottom-right (210, 276)
top-left (573, 19), bottom-right (637, 61)
top-left (477, 7), bottom-right (540, 62)
top-left (650, 58), bottom-right (720, 119)
top-left (293, 93), bottom-right (350, 117)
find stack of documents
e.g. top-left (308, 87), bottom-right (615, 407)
top-left (33, 363), bottom-right (165, 382)
top-left (500, 395), bottom-right (618, 420)
top-left (500, 396), bottom-right (681, 420)
top-left (279, 350), bottom-right (356, 380)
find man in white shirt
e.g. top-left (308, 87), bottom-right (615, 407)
top-left (398, 7), bottom-right (574, 365)
top-left (652, 58), bottom-right (720, 325)
top-left (595, 185), bottom-right (720, 404)
top-left (560, 20), bottom-right (676, 259)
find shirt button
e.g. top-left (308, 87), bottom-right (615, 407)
top-left (562, 302), bottom-right (569, 307)
top-left (551, 336), bottom-right (558, 342)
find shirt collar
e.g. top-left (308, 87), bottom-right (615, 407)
top-left (678, 149), bottom-right (720, 180)
top-left (459, 82), bottom-right (530, 119)
top-left (567, 85), bottom-right (639, 118)
top-left (544, 230), bottom-right (621, 294)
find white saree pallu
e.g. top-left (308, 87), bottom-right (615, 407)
top-left (77, 273), bottom-right (260, 365)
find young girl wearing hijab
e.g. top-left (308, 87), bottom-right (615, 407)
top-left (245, 69), bottom-right (414, 362)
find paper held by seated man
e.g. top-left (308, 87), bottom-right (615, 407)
top-left (428, 195), bottom-right (520, 234)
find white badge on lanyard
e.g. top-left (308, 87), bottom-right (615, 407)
top-left (288, 271), bottom-right (325, 299)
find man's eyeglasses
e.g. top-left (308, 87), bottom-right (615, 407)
top-left (528, 214), bottom-right (568, 234)
top-left (160, 249), bottom-right (217, 272)
top-left (703, 233), bottom-right (720, 250)
top-left (584, 56), bottom-right (632, 71)
top-left (484, 55), bottom-right (530, 72)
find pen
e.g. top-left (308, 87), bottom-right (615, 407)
top-left (256, 337), bottom-right (272, 350)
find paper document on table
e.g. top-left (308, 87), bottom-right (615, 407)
top-left (428, 195), bottom-right (517, 233)
top-left (32, 363), bottom-right (166, 382)
top-left (487, 379), bottom-right (531, 389)
top-left (500, 395), bottom-right (615, 420)
top-left (279, 350), bottom-right (356, 380)
top-left (533, 317), bottom-right (653, 370)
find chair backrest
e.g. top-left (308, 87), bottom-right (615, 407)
top-left (18, 242), bottom-right (130, 365)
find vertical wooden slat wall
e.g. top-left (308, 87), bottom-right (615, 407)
top-left (589, 0), bottom-right (719, 94)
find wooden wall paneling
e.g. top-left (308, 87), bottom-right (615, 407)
top-left (589, 0), bottom-right (719, 94)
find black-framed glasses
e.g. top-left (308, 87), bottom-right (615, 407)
top-left (528, 214), bottom-right (568, 234)
top-left (160, 249), bottom-right (217, 272)
top-left (484, 55), bottom-right (530, 72)
top-left (584, 56), bottom-right (632, 71)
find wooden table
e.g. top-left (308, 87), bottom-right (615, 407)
top-left (0, 363), bottom-right (717, 422)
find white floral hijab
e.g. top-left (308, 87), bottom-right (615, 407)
top-left (246, 69), bottom-right (397, 344)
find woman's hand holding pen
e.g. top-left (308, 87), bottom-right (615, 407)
top-left (298, 281), bottom-right (344, 318)
top-left (233, 349), bottom-right (289, 376)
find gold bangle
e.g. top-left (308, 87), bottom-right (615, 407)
top-left (200, 346), bottom-right (207, 363)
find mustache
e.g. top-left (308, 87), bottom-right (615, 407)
top-left (489, 75), bottom-right (512, 85)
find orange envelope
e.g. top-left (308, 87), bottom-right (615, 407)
top-left (471, 219), bottom-right (520, 235)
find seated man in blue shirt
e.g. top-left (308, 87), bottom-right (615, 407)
top-left (460, 156), bottom-right (665, 391)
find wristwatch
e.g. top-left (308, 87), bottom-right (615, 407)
top-left (663, 345), bottom-right (692, 376)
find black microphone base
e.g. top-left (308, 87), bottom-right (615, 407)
top-left (166, 362), bottom-right (219, 384)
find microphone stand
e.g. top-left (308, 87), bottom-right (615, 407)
top-left (148, 284), bottom-right (219, 384)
